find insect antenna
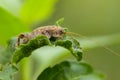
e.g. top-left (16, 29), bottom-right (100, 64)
top-left (66, 32), bottom-right (120, 57)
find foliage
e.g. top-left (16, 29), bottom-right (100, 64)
top-left (37, 61), bottom-right (104, 80)
top-left (0, 31), bottom-right (105, 80)
top-left (0, 64), bottom-right (17, 80)
top-left (21, 0), bottom-right (58, 24)
top-left (12, 36), bottom-right (51, 63)
top-left (0, 7), bottom-right (29, 45)
top-left (0, 0), bottom-right (119, 80)
top-left (0, 38), bottom-right (17, 65)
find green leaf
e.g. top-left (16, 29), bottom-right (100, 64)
top-left (12, 36), bottom-right (51, 63)
top-left (55, 18), bottom-right (64, 26)
top-left (0, 64), bottom-right (18, 80)
top-left (20, 46), bottom-right (71, 80)
top-left (70, 62), bottom-right (93, 76)
top-left (37, 61), bottom-right (70, 80)
top-left (21, 0), bottom-right (58, 24)
top-left (0, 0), bottom-right (23, 17)
top-left (0, 47), bottom-right (13, 65)
top-left (37, 61), bottom-right (95, 80)
top-left (55, 39), bottom-right (83, 61)
top-left (71, 38), bottom-right (83, 61)
top-left (55, 40), bottom-right (73, 51)
top-left (0, 7), bottom-right (29, 45)
top-left (19, 48), bottom-right (105, 80)
top-left (0, 37), bottom-right (17, 65)
top-left (79, 72), bottom-right (105, 80)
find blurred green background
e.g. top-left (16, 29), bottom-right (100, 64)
top-left (0, 0), bottom-right (120, 80)
top-left (41, 0), bottom-right (120, 80)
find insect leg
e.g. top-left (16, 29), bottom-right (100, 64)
top-left (17, 34), bottom-right (25, 46)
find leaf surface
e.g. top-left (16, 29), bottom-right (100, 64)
top-left (0, 7), bottom-right (29, 45)
top-left (21, 0), bottom-right (58, 24)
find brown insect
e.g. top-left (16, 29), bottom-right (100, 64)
top-left (17, 25), bottom-right (66, 46)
